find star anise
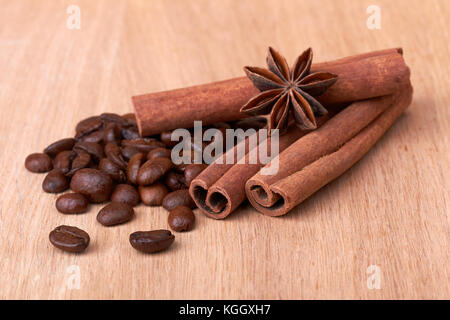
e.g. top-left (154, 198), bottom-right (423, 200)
top-left (241, 47), bottom-right (338, 133)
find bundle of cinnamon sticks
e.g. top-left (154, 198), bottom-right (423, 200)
top-left (133, 48), bottom-right (412, 218)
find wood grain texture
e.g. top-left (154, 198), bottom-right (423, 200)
top-left (0, 0), bottom-right (448, 299)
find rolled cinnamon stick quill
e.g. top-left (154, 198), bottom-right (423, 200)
top-left (134, 48), bottom-right (409, 136)
top-left (245, 84), bottom-right (413, 216)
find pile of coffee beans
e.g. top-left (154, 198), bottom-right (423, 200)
top-left (25, 112), bottom-right (265, 254)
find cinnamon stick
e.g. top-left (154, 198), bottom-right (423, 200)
top-left (134, 48), bottom-right (409, 136)
top-left (245, 84), bottom-right (413, 216)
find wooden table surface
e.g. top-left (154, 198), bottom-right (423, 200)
top-left (0, 0), bottom-right (448, 300)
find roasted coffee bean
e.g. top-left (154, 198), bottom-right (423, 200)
top-left (146, 147), bottom-right (171, 161)
top-left (44, 138), bottom-right (75, 157)
top-left (168, 206), bottom-right (195, 232)
top-left (97, 202), bottom-right (134, 226)
top-left (122, 113), bottom-right (137, 127)
top-left (129, 230), bottom-right (174, 253)
top-left (75, 116), bottom-right (103, 139)
top-left (73, 141), bottom-right (104, 163)
top-left (184, 164), bottom-right (207, 186)
top-left (121, 146), bottom-right (141, 160)
top-left (103, 122), bottom-right (121, 144)
top-left (139, 183), bottom-right (168, 206)
top-left (42, 169), bottom-right (69, 193)
top-left (66, 151), bottom-right (91, 177)
top-left (25, 153), bottom-right (53, 173)
top-left (100, 112), bottom-right (127, 126)
top-left (122, 138), bottom-right (165, 153)
top-left (70, 168), bottom-right (113, 203)
top-left (137, 157), bottom-right (173, 186)
top-left (99, 158), bottom-right (126, 183)
top-left (126, 152), bottom-right (145, 184)
top-left (80, 129), bottom-right (105, 144)
top-left (164, 171), bottom-right (186, 191)
top-left (162, 189), bottom-right (196, 211)
top-left (160, 130), bottom-right (180, 147)
top-left (110, 184), bottom-right (140, 207)
top-left (121, 127), bottom-right (140, 140)
top-left (104, 142), bottom-right (127, 169)
top-left (49, 225), bottom-right (90, 253)
top-left (53, 150), bottom-right (76, 174)
top-left (55, 193), bottom-right (89, 214)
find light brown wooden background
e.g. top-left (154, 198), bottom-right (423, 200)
top-left (0, 0), bottom-right (448, 300)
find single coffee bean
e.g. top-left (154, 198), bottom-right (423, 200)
top-left (70, 168), bottom-right (113, 203)
top-left (100, 112), bottom-right (128, 126)
top-left (164, 171), bottom-right (186, 191)
top-left (168, 206), bottom-right (195, 232)
top-left (55, 193), bottom-right (89, 214)
top-left (49, 225), bottom-right (90, 253)
top-left (44, 138), bottom-right (75, 157)
top-left (137, 157), bottom-right (173, 186)
top-left (99, 158), bottom-right (126, 183)
top-left (80, 129), bottom-right (104, 144)
top-left (126, 152), bottom-right (145, 184)
top-left (104, 142), bottom-right (127, 169)
top-left (146, 148), bottom-right (171, 161)
top-left (139, 183), bottom-right (168, 206)
top-left (122, 138), bottom-right (165, 153)
top-left (162, 189), bottom-right (196, 211)
top-left (66, 150), bottom-right (91, 177)
top-left (121, 127), bottom-right (140, 140)
top-left (53, 150), bottom-right (76, 174)
top-left (25, 153), bottom-right (53, 173)
top-left (121, 146), bottom-right (140, 160)
top-left (122, 113), bottom-right (137, 127)
top-left (103, 122), bottom-right (121, 144)
top-left (42, 169), bottom-right (69, 193)
top-left (184, 164), bottom-right (207, 186)
top-left (160, 130), bottom-right (179, 147)
top-left (97, 202), bottom-right (134, 226)
top-left (75, 116), bottom-right (103, 139)
top-left (110, 184), bottom-right (140, 207)
top-left (73, 141), bottom-right (104, 163)
top-left (129, 230), bottom-right (174, 253)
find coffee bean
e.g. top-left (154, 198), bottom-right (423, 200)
top-left (80, 129), bottom-right (105, 144)
top-left (168, 206), bottom-right (195, 232)
top-left (146, 147), bottom-right (171, 161)
top-left (122, 113), bottom-right (137, 127)
top-left (164, 171), bottom-right (186, 191)
top-left (99, 158), bottom-right (126, 183)
top-left (160, 130), bottom-right (179, 147)
top-left (75, 116), bottom-right (103, 139)
top-left (53, 150), bottom-right (76, 174)
top-left (139, 183), bottom-right (168, 206)
top-left (121, 127), bottom-right (140, 140)
top-left (56, 193), bottom-right (89, 214)
top-left (100, 112), bottom-right (128, 127)
top-left (104, 142), bottom-right (127, 169)
top-left (184, 164), bottom-right (207, 186)
top-left (42, 169), bottom-right (69, 193)
top-left (70, 168), bottom-right (113, 203)
top-left (126, 152), bottom-right (145, 184)
top-left (162, 189), bottom-right (196, 211)
top-left (44, 138), bottom-right (75, 157)
top-left (103, 123), bottom-right (121, 144)
top-left (49, 225), bottom-right (90, 253)
top-left (110, 184), bottom-right (140, 207)
top-left (121, 146), bottom-right (140, 160)
top-left (137, 157), bottom-right (173, 186)
top-left (122, 138), bottom-right (165, 153)
top-left (97, 202), bottom-right (134, 226)
top-left (129, 230), bottom-right (174, 253)
top-left (25, 153), bottom-right (53, 173)
top-left (73, 141), bottom-right (104, 163)
top-left (66, 150), bottom-right (91, 177)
